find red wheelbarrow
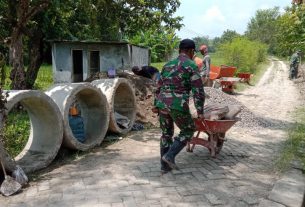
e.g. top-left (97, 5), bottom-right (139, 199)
top-left (219, 77), bottom-right (241, 93)
top-left (187, 118), bottom-right (239, 157)
top-left (237, 73), bottom-right (252, 85)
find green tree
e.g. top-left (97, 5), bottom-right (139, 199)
top-left (0, 0), bottom-right (183, 89)
top-left (192, 36), bottom-right (209, 48)
top-left (275, 4), bottom-right (305, 56)
top-left (0, 0), bottom-right (50, 89)
top-left (214, 30), bottom-right (240, 49)
top-left (245, 7), bottom-right (281, 54)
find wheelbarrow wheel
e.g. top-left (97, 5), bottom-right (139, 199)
top-left (216, 133), bottom-right (225, 154)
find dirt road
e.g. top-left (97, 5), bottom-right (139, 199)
top-left (236, 58), bottom-right (301, 123)
top-left (0, 59), bottom-right (302, 206)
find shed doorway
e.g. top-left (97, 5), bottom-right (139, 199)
top-left (89, 51), bottom-right (100, 76)
top-left (72, 50), bottom-right (83, 82)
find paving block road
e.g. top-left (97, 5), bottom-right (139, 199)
top-left (0, 126), bottom-right (296, 207)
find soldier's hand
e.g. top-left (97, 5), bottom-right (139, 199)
top-left (198, 114), bottom-right (205, 119)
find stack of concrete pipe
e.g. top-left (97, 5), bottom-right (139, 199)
top-left (0, 78), bottom-right (136, 173)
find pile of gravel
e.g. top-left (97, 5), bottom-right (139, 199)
top-left (204, 87), bottom-right (274, 130)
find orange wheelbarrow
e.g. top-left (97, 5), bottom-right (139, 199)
top-left (187, 118), bottom-right (239, 157)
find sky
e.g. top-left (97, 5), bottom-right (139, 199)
top-left (175, 0), bottom-right (291, 39)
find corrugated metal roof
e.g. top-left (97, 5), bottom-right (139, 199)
top-left (48, 39), bottom-right (149, 49)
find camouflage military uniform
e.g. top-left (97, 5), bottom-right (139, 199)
top-left (290, 52), bottom-right (300, 79)
top-left (155, 53), bottom-right (205, 147)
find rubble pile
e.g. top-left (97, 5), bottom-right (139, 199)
top-left (117, 71), bottom-right (159, 126)
top-left (205, 87), bottom-right (274, 130)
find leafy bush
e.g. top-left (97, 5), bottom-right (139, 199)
top-left (217, 37), bottom-right (268, 73)
top-left (129, 27), bottom-right (180, 62)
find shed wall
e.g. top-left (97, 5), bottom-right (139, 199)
top-left (130, 45), bottom-right (150, 67)
top-left (52, 42), bottom-right (149, 83)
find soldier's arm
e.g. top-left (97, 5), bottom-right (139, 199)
top-left (189, 65), bottom-right (205, 116)
top-left (205, 56), bottom-right (211, 78)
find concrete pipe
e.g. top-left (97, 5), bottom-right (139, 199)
top-left (92, 78), bottom-right (136, 134)
top-left (3, 90), bottom-right (63, 173)
top-left (46, 83), bottom-right (109, 151)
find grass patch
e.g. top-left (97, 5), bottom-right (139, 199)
top-left (3, 106), bottom-right (30, 157)
top-left (276, 108), bottom-right (305, 172)
top-left (33, 64), bottom-right (53, 90)
top-left (1, 64), bottom-right (53, 157)
top-left (209, 53), bottom-right (225, 66)
top-left (2, 64), bottom-right (53, 90)
top-left (235, 59), bottom-right (271, 92)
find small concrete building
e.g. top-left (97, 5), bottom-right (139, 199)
top-left (50, 40), bottom-right (150, 83)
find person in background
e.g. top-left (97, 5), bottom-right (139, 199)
top-left (199, 44), bottom-right (211, 85)
top-left (154, 39), bottom-right (205, 174)
top-left (132, 65), bottom-right (160, 83)
top-left (193, 55), bottom-right (203, 71)
top-left (68, 106), bottom-right (85, 143)
top-left (289, 50), bottom-right (302, 79)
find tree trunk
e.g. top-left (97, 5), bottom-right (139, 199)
top-left (9, 29), bottom-right (27, 90)
top-left (7, 1), bottom-right (50, 90)
top-left (25, 29), bottom-right (44, 89)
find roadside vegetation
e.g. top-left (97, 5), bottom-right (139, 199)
top-left (276, 108), bottom-right (305, 172)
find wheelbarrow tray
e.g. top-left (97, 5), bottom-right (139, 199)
top-left (209, 65), bottom-right (237, 80)
top-left (237, 73), bottom-right (251, 79)
top-left (194, 118), bottom-right (239, 133)
top-left (237, 73), bottom-right (252, 84)
top-left (218, 78), bottom-right (241, 93)
top-left (188, 118), bottom-right (239, 157)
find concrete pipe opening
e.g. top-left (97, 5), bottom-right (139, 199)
top-left (46, 83), bottom-right (109, 151)
top-left (3, 90), bottom-right (63, 173)
top-left (92, 78), bottom-right (136, 134)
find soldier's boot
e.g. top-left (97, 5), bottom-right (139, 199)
top-left (160, 147), bottom-right (172, 174)
top-left (295, 68), bottom-right (299, 79)
top-left (290, 68), bottom-right (296, 79)
top-left (162, 139), bottom-right (186, 170)
top-left (289, 67), bottom-right (293, 79)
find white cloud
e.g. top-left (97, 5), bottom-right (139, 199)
top-left (203, 6), bottom-right (226, 23)
top-left (175, 0), bottom-right (290, 39)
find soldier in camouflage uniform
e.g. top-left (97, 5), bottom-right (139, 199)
top-left (154, 39), bottom-right (205, 173)
top-left (289, 50), bottom-right (301, 79)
